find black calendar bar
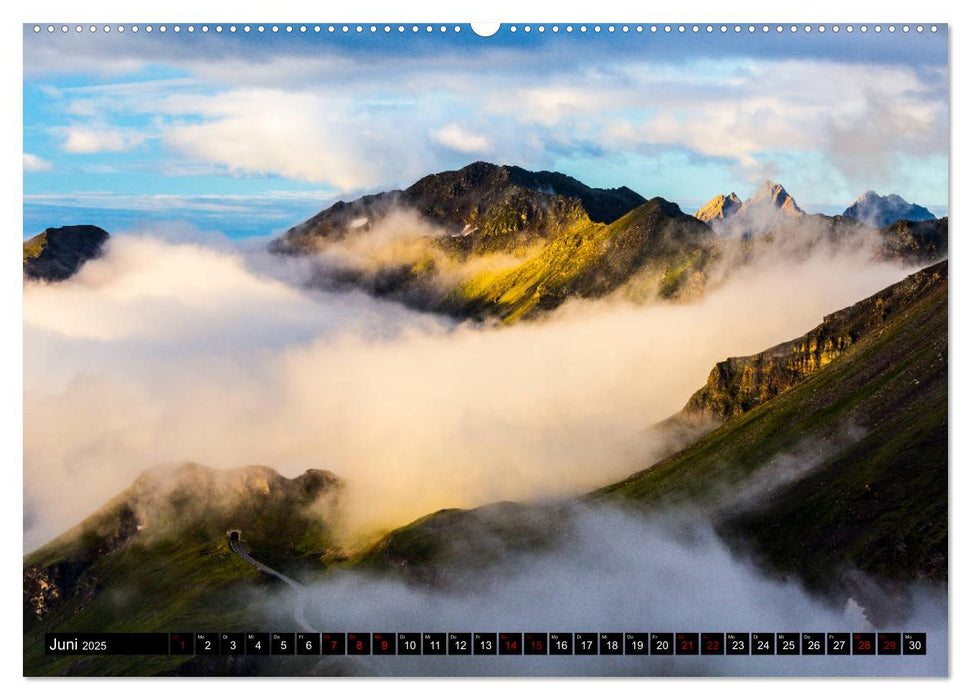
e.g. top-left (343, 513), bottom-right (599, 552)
top-left (41, 632), bottom-right (930, 656)
top-left (45, 633), bottom-right (169, 655)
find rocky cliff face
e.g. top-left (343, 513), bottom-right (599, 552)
top-left (844, 191), bottom-right (936, 228)
top-left (23, 225), bottom-right (110, 281)
top-left (684, 260), bottom-right (948, 420)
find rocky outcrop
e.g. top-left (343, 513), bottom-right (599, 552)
top-left (684, 260), bottom-right (948, 420)
top-left (23, 225), bottom-right (110, 282)
top-left (844, 191), bottom-right (936, 228)
top-left (694, 192), bottom-right (741, 223)
top-left (271, 166), bottom-right (944, 323)
top-left (879, 217), bottom-right (947, 263)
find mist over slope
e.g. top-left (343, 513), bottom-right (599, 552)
top-left (598, 262), bottom-right (948, 592)
top-left (322, 261), bottom-right (947, 676)
top-left (23, 224), bottom-right (922, 551)
top-left (23, 463), bottom-right (344, 676)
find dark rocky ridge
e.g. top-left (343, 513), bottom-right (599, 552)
top-left (880, 217), bottom-right (948, 262)
top-left (274, 161), bottom-right (647, 257)
top-left (23, 225), bottom-right (110, 281)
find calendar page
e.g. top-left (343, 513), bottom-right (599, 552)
top-left (22, 21), bottom-right (948, 677)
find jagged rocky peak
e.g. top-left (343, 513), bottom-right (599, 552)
top-left (694, 192), bottom-right (742, 223)
top-left (843, 190), bottom-right (936, 228)
top-left (23, 225), bottom-right (110, 282)
top-left (694, 182), bottom-right (803, 230)
top-left (740, 180), bottom-right (804, 217)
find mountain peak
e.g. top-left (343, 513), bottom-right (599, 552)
top-left (843, 191), bottom-right (935, 228)
top-left (695, 181), bottom-right (803, 231)
top-left (694, 192), bottom-right (742, 223)
top-left (23, 225), bottom-right (110, 282)
top-left (747, 180), bottom-right (803, 215)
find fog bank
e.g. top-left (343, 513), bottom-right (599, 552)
top-left (24, 228), bottom-right (919, 550)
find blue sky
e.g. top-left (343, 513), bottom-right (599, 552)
top-left (23, 23), bottom-right (949, 238)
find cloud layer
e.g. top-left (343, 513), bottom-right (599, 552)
top-left (23, 228), bottom-right (919, 551)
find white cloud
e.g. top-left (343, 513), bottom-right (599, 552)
top-left (23, 153), bottom-right (52, 172)
top-left (492, 85), bottom-right (626, 127)
top-left (60, 126), bottom-right (144, 154)
top-left (160, 89), bottom-right (395, 189)
top-left (431, 123), bottom-right (491, 153)
top-left (596, 61), bottom-right (946, 174)
top-left (31, 47), bottom-right (948, 202)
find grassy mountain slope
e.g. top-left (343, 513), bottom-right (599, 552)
top-left (596, 261), bottom-right (947, 587)
top-left (443, 197), bottom-right (717, 322)
top-left (354, 501), bottom-right (575, 588)
top-left (24, 464), bottom-right (344, 676)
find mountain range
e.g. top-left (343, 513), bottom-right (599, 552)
top-left (273, 161), bottom-right (646, 258)
top-left (695, 181), bottom-right (804, 234)
top-left (25, 164), bottom-right (947, 325)
top-left (267, 162), bottom-right (947, 322)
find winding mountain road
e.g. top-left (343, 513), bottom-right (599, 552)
top-left (228, 532), bottom-right (316, 633)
